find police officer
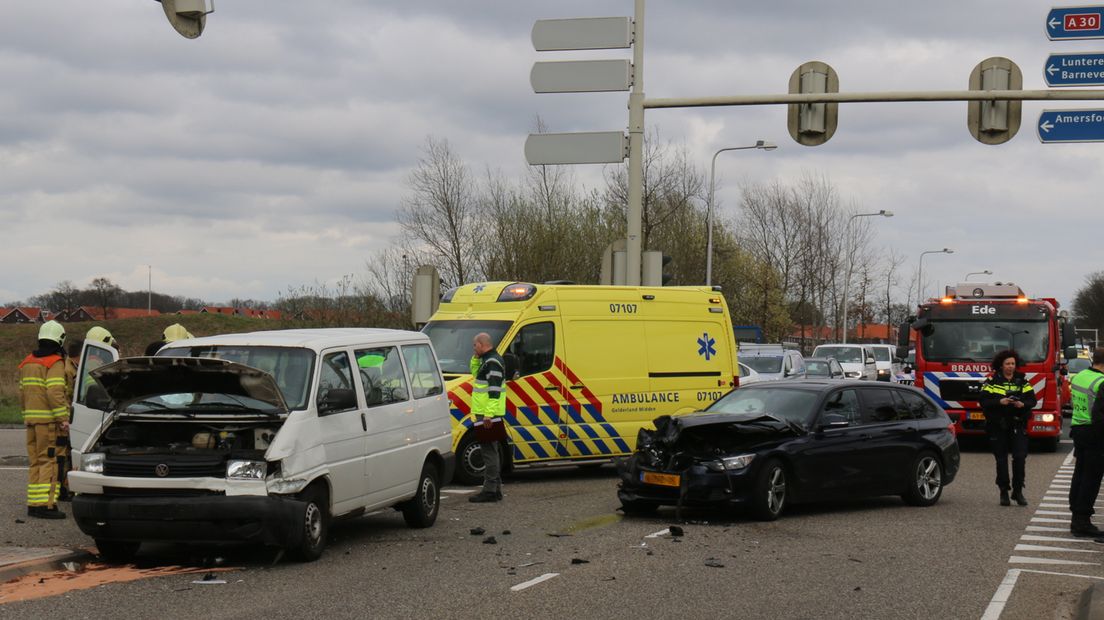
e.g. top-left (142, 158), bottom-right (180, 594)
top-left (468, 332), bottom-right (506, 503)
top-left (979, 349), bottom-right (1037, 507)
top-left (1068, 347), bottom-right (1104, 537)
top-left (18, 321), bottom-right (70, 519)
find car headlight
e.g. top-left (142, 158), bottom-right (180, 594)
top-left (1035, 413), bottom-right (1056, 423)
top-left (267, 477), bottom-right (310, 494)
top-left (845, 371), bottom-right (861, 378)
top-left (226, 460), bottom-right (267, 480)
top-left (878, 369), bottom-right (889, 376)
top-left (80, 452), bottom-right (105, 474)
top-left (721, 454), bottom-right (756, 471)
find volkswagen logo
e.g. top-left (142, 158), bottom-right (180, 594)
top-left (154, 463), bottom-right (170, 477)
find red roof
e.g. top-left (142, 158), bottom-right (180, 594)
top-left (67, 306), bottom-right (161, 321)
top-left (202, 306), bottom-right (236, 315)
top-left (177, 309), bottom-right (200, 315)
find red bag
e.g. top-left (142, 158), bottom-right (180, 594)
top-left (474, 418), bottom-right (507, 442)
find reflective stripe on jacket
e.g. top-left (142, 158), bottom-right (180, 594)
top-left (18, 354), bottom-right (69, 424)
top-left (470, 351), bottom-right (506, 418)
top-left (1071, 368), bottom-right (1104, 427)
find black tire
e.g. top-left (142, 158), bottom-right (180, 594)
top-left (902, 451), bottom-right (944, 507)
top-left (619, 498), bottom-right (659, 516)
top-left (288, 484), bottom-right (329, 562)
top-left (750, 458), bottom-right (787, 521)
top-left (95, 539), bottom-right (140, 564)
top-left (455, 432), bottom-right (483, 485)
top-left (401, 462), bottom-right (441, 528)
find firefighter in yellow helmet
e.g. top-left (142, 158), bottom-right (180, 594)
top-left (145, 323), bottom-right (193, 356)
top-left (18, 320), bottom-right (70, 518)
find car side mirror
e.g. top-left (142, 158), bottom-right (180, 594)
top-left (1065, 346), bottom-right (1080, 361)
top-left (1060, 365), bottom-right (1068, 376)
top-left (820, 413), bottom-right (849, 429)
top-left (85, 383), bottom-right (112, 411)
top-left (318, 388), bottom-right (357, 414)
top-left (902, 364), bottom-right (913, 374)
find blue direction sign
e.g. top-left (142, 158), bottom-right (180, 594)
top-left (1047, 6), bottom-right (1104, 40)
top-left (1045, 52), bottom-right (1104, 86)
top-left (1037, 109), bottom-right (1104, 143)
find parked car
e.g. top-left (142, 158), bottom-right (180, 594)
top-left (738, 362), bottom-right (763, 386)
top-left (811, 344), bottom-right (878, 381)
top-left (896, 349), bottom-right (916, 385)
top-left (67, 328), bottom-right (454, 563)
top-left (616, 380), bottom-right (959, 520)
top-left (866, 344), bottom-right (904, 382)
top-left (740, 344), bottom-right (806, 381)
top-left (804, 357), bottom-right (846, 379)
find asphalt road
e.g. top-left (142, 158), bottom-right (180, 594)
top-left (0, 429), bottom-right (1097, 619)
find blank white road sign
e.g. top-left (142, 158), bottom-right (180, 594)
top-left (524, 132), bottom-right (627, 165)
top-left (530, 60), bottom-right (632, 93)
top-left (531, 17), bottom-right (632, 51)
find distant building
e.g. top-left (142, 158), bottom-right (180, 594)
top-left (58, 306), bottom-right (162, 322)
top-left (0, 307), bottom-right (47, 324)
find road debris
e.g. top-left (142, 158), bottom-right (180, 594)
top-left (668, 525), bottom-right (684, 537)
top-left (704, 558), bottom-right (725, 568)
top-left (570, 558), bottom-right (589, 565)
top-left (470, 527), bottom-right (486, 536)
top-left (483, 536), bottom-right (498, 545)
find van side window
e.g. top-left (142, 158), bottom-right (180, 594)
top-left (355, 347), bottom-right (410, 405)
top-left (400, 344), bottom-right (443, 399)
top-left (77, 344), bottom-right (116, 404)
top-left (317, 351), bottom-right (356, 415)
top-left (506, 322), bottom-right (555, 378)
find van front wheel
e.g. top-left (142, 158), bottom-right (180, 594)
top-left (288, 485), bottom-right (329, 562)
top-left (401, 462), bottom-right (441, 528)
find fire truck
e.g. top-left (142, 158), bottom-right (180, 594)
top-left (898, 282), bottom-right (1077, 451)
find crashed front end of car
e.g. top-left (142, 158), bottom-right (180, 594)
top-left (617, 412), bottom-right (802, 509)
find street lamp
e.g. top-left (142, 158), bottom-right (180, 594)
top-left (916, 248), bottom-right (954, 306)
top-left (706, 140), bottom-right (777, 285)
top-left (841, 210), bottom-right (894, 343)
top-left (964, 270), bottom-right (992, 281)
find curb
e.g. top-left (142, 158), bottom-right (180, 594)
top-left (0, 548), bottom-right (95, 584)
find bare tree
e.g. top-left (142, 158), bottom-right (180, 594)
top-left (398, 137), bottom-right (479, 287)
top-left (90, 277), bottom-right (121, 320)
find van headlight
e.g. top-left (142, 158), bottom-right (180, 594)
top-left (267, 477), bottom-right (310, 494)
top-left (226, 460), bottom-right (267, 480)
top-left (80, 452), bottom-right (105, 473)
top-left (845, 371), bottom-right (861, 378)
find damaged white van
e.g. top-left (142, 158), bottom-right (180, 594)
top-left (67, 329), bottom-right (454, 562)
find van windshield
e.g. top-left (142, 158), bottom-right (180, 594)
top-left (422, 320), bottom-right (512, 374)
top-left (814, 346), bottom-right (862, 363)
top-left (157, 346), bottom-right (315, 410)
top-left (872, 348), bottom-right (891, 362)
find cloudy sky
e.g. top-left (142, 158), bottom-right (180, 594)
top-left (1, 1), bottom-right (1099, 309)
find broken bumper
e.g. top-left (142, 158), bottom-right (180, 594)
top-left (72, 494), bottom-right (306, 547)
top-left (616, 456), bottom-right (755, 507)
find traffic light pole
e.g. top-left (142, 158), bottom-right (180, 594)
top-left (625, 0), bottom-right (645, 286)
top-left (643, 88), bottom-right (1104, 109)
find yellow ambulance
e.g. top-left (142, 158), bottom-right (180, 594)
top-left (421, 281), bottom-right (739, 484)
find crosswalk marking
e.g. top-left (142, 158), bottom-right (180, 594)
top-left (1008, 556), bottom-right (1098, 566)
top-left (1014, 543), bottom-right (1100, 554)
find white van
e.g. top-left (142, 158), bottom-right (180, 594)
top-left (810, 344), bottom-right (878, 381)
top-left (67, 329), bottom-right (453, 562)
top-left (866, 344), bottom-right (904, 382)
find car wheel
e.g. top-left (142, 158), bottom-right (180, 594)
top-left (751, 458), bottom-right (787, 521)
top-left (455, 432), bottom-right (484, 485)
top-left (401, 461), bottom-right (441, 528)
top-left (288, 484), bottom-right (329, 562)
top-left (619, 498), bottom-right (659, 516)
top-left (95, 539), bottom-right (140, 564)
top-left (903, 451), bottom-right (943, 507)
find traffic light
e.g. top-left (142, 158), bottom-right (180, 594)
top-left (968, 57), bottom-right (1022, 145)
top-left (788, 61), bottom-right (838, 146)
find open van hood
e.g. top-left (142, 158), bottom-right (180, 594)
top-left (89, 357), bottom-right (289, 413)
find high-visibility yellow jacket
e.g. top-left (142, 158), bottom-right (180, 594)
top-left (18, 354), bottom-right (69, 425)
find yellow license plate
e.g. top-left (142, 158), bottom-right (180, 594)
top-left (968, 412), bottom-right (985, 421)
top-left (641, 471), bottom-right (680, 487)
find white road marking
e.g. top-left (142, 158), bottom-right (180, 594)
top-left (1039, 503), bottom-right (1068, 509)
top-left (443, 488), bottom-right (477, 494)
top-left (1014, 543), bottom-right (1100, 554)
top-left (510, 573), bottom-right (559, 591)
top-left (981, 569), bottom-right (1021, 620)
top-left (1008, 556), bottom-right (1098, 566)
top-left (0, 467), bottom-right (28, 471)
top-left (644, 528), bottom-right (671, 538)
top-left (1032, 517), bottom-right (1071, 524)
top-left (1021, 535), bottom-right (1097, 544)
top-left (1035, 510), bottom-right (1073, 516)
top-left (1027, 525), bottom-right (1069, 533)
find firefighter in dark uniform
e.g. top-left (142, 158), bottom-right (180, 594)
top-left (1068, 347), bottom-right (1104, 537)
top-left (979, 349), bottom-right (1036, 507)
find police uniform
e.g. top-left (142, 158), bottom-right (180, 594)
top-left (469, 348), bottom-right (506, 501)
top-left (1068, 366), bottom-right (1104, 535)
top-left (979, 371), bottom-right (1037, 505)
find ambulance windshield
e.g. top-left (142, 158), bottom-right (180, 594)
top-left (422, 320), bottom-right (512, 374)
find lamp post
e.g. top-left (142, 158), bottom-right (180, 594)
top-left (841, 210), bottom-right (894, 343)
top-left (147, 265), bottom-right (152, 316)
top-left (706, 140), bottom-right (777, 286)
top-left (964, 270), bottom-right (992, 281)
top-left (916, 248), bottom-right (954, 306)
